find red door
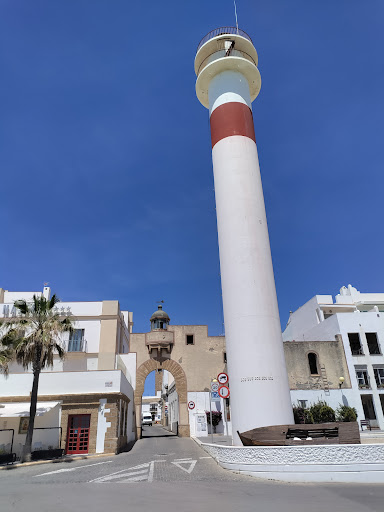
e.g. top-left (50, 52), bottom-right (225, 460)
top-left (66, 414), bottom-right (91, 454)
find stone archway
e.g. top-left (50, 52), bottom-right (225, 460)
top-left (135, 359), bottom-right (190, 439)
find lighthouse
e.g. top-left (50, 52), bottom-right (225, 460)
top-left (195, 27), bottom-right (294, 444)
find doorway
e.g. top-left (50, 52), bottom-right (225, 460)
top-left (65, 414), bottom-right (91, 454)
top-left (360, 394), bottom-right (378, 428)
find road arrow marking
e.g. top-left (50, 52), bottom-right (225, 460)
top-left (171, 459), bottom-right (197, 474)
top-left (34, 460), bottom-right (112, 477)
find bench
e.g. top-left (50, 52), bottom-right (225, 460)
top-left (360, 419), bottom-right (372, 431)
top-left (238, 422), bottom-right (361, 446)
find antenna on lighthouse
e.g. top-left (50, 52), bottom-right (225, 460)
top-left (234, 1), bottom-right (239, 34)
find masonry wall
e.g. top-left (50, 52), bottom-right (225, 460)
top-left (284, 340), bottom-right (351, 390)
top-left (130, 326), bottom-right (226, 393)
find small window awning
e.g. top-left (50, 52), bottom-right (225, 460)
top-left (0, 401), bottom-right (61, 418)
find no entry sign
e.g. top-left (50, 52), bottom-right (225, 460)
top-left (218, 385), bottom-right (230, 399)
top-left (188, 401), bottom-right (195, 410)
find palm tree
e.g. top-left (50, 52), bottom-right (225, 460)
top-left (0, 294), bottom-right (73, 462)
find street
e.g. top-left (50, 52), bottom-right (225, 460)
top-left (1, 425), bottom-right (384, 512)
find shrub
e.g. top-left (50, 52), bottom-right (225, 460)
top-left (292, 404), bottom-right (313, 424)
top-left (309, 401), bottom-right (335, 423)
top-left (205, 411), bottom-right (222, 433)
top-left (336, 405), bottom-right (358, 422)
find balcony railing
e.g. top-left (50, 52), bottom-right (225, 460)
top-left (197, 26), bottom-right (252, 52)
top-left (351, 348), bottom-right (364, 356)
top-left (368, 346), bottom-right (382, 355)
top-left (197, 48), bottom-right (257, 75)
top-left (67, 338), bottom-right (87, 353)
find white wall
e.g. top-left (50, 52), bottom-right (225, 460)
top-left (0, 404), bottom-right (61, 459)
top-left (187, 391), bottom-right (231, 436)
top-left (117, 353), bottom-right (136, 388)
top-left (0, 370), bottom-right (132, 397)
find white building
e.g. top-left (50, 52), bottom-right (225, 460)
top-left (141, 392), bottom-right (162, 423)
top-left (283, 285), bottom-right (384, 429)
top-left (0, 286), bottom-right (137, 459)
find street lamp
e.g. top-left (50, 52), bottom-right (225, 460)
top-left (339, 377), bottom-right (345, 389)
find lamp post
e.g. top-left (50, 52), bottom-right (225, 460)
top-left (339, 377), bottom-right (345, 389)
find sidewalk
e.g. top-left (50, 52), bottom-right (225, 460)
top-left (0, 451), bottom-right (116, 470)
top-left (197, 434), bottom-right (233, 445)
top-left (360, 430), bottom-right (384, 444)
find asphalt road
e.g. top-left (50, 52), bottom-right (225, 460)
top-left (1, 425), bottom-right (384, 512)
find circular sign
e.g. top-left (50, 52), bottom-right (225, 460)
top-left (188, 401), bottom-right (195, 410)
top-left (218, 385), bottom-right (230, 399)
top-left (211, 382), bottom-right (219, 392)
top-left (217, 372), bottom-right (229, 385)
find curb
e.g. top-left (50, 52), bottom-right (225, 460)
top-left (0, 451), bottom-right (116, 470)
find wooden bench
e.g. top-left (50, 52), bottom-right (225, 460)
top-left (238, 422), bottom-right (361, 446)
top-left (360, 419), bottom-right (372, 431)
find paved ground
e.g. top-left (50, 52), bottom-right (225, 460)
top-left (1, 425), bottom-right (384, 512)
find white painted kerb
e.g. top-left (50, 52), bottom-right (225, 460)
top-left (194, 439), bottom-right (384, 483)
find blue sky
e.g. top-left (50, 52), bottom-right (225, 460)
top-left (1, 2), bottom-right (383, 395)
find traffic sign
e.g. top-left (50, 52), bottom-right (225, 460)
top-left (211, 391), bottom-right (220, 402)
top-left (218, 385), bottom-right (230, 399)
top-left (217, 372), bottom-right (228, 385)
top-left (188, 401), bottom-right (195, 410)
top-left (211, 381), bottom-right (219, 392)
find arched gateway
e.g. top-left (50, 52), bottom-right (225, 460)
top-left (130, 304), bottom-right (228, 439)
top-left (134, 358), bottom-right (189, 438)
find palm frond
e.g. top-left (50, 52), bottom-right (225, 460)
top-left (0, 291), bottom-right (76, 371)
top-left (14, 300), bottom-right (29, 315)
top-left (49, 294), bottom-right (60, 310)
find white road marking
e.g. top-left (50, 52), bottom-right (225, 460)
top-left (94, 469), bottom-right (148, 483)
top-left (121, 475), bottom-right (149, 483)
top-left (33, 460), bottom-right (113, 477)
top-left (173, 457), bottom-right (192, 461)
top-left (171, 459), bottom-right (197, 474)
top-left (90, 460), bottom-right (166, 484)
top-left (89, 463), bottom-right (149, 483)
top-left (147, 461), bottom-right (155, 482)
top-left (199, 456), bottom-right (211, 459)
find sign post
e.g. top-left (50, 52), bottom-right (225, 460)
top-left (209, 379), bottom-right (219, 444)
top-left (217, 373), bottom-right (230, 436)
top-left (209, 392), bottom-right (213, 444)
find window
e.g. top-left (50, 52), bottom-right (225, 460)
top-left (308, 352), bottom-right (319, 375)
top-left (366, 333), bottom-right (381, 355)
top-left (299, 400), bottom-right (308, 409)
top-left (186, 335), bottom-right (194, 345)
top-left (355, 368), bottom-right (370, 389)
top-left (223, 352), bottom-right (227, 363)
top-left (374, 368), bottom-right (384, 388)
top-left (348, 333), bottom-right (363, 355)
top-left (68, 329), bottom-right (85, 352)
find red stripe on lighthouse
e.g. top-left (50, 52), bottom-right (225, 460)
top-left (210, 102), bottom-right (256, 148)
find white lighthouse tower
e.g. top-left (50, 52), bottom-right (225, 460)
top-left (195, 27), bottom-right (294, 445)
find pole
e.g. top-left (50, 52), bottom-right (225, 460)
top-left (209, 392), bottom-right (213, 444)
top-left (234, 1), bottom-right (239, 34)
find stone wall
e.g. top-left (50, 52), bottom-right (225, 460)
top-left (284, 340), bottom-right (351, 390)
